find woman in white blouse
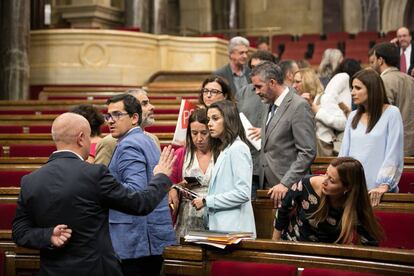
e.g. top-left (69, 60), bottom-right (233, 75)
top-left (315, 59), bottom-right (362, 156)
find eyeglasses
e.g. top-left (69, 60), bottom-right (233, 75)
top-left (201, 88), bottom-right (223, 96)
top-left (103, 112), bottom-right (129, 122)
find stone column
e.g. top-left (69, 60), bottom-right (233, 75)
top-left (361, 0), bottom-right (380, 31)
top-left (212, 0), bottom-right (239, 37)
top-left (0, 0), bottom-right (30, 100)
top-left (124, 0), bottom-right (151, 32)
top-left (323, 0), bottom-right (344, 33)
top-left (30, 0), bottom-right (46, 30)
top-left (152, 0), bottom-right (168, 34)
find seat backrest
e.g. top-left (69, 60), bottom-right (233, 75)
top-left (0, 171), bottom-right (32, 187)
top-left (210, 260), bottom-right (297, 276)
top-left (0, 203), bottom-right (17, 229)
top-left (8, 145), bottom-right (56, 157)
top-left (398, 171), bottom-right (414, 193)
top-left (375, 211), bottom-right (414, 249)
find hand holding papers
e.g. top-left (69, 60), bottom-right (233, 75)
top-left (239, 112), bottom-right (261, 151)
top-left (184, 230), bottom-right (254, 249)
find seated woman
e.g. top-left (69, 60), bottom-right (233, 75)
top-left (198, 75), bottom-right (235, 107)
top-left (70, 104), bottom-right (104, 163)
top-left (192, 100), bottom-right (256, 237)
top-left (168, 108), bottom-right (219, 239)
top-left (273, 157), bottom-right (383, 245)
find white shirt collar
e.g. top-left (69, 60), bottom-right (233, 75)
top-left (53, 149), bottom-right (84, 161)
top-left (274, 86), bottom-right (290, 107)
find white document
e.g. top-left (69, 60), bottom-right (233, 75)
top-left (239, 112), bottom-right (261, 151)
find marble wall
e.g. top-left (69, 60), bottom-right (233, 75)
top-left (29, 29), bottom-right (229, 86)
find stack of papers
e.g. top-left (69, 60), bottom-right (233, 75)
top-left (184, 230), bottom-right (254, 249)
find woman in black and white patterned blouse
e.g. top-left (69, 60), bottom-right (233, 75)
top-left (273, 157), bottom-right (383, 245)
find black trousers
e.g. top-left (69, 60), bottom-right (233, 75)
top-left (121, 255), bottom-right (163, 276)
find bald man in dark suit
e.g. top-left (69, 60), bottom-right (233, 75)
top-left (12, 112), bottom-right (175, 276)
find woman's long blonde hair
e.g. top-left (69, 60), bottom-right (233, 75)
top-left (296, 68), bottom-right (324, 100)
top-left (312, 157), bottom-right (383, 244)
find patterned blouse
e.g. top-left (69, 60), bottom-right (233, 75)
top-left (275, 175), bottom-right (378, 245)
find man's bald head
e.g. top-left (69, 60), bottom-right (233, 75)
top-left (52, 113), bottom-right (91, 159)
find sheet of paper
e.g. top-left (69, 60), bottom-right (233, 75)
top-left (239, 112), bottom-right (261, 151)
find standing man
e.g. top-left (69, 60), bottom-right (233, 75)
top-left (213, 36), bottom-right (251, 96)
top-left (237, 51), bottom-right (278, 197)
top-left (12, 112), bottom-right (175, 276)
top-left (251, 61), bottom-right (316, 207)
top-left (95, 88), bottom-right (159, 166)
top-left (279, 59), bottom-right (299, 87)
top-left (105, 94), bottom-right (176, 276)
top-left (393, 26), bottom-right (414, 76)
top-left (369, 42), bottom-right (414, 156)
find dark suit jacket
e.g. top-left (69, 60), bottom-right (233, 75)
top-left (213, 63), bottom-right (251, 97)
top-left (259, 89), bottom-right (316, 189)
top-left (12, 151), bottom-right (172, 276)
top-left (400, 43), bottom-right (414, 75)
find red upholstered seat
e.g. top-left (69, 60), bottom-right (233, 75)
top-left (0, 126), bottom-right (23, 133)
top-left (375, 211), bottom-right (414, 249)
top-left (8, 144), bottom-right (56, 157)
top-left (298, 33), bottom-right (322, 42)
top-left (325, 32), bottom-right (350, 42)
top-left (0, 250), bottom-right (4, 276)
top-left (161, 144), bottom-right (180, 150)
top-left (29, 125), bottom-right (52, 133)
top-left (355, 31), bottom-right (379, 41)
top-left (145, 125), bottom-right (176, 133)
top-left (398, 172), bottom-right (414, 193)
top-left (154, 109), bottom-right (180, 115)
top-left (101, 125), bottom-right (109, 133)
top-left (39, 110), bottom-right (70, 115)
top-left (302, 268), bottom-right (377, 276)
top-left (210, 260), bottom-right (296, 276)
top-left (0, 171), bottom-right (31, 187)
top-left (0, 203), bottom-right (17, 229)
top-left (0, 110), bottom-right (35, 115)
top-left (282, 41), bottom-right (310, 60)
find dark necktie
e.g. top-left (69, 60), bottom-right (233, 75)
top-left (400, 49), bottom-right (407, 73)
top-left (266, 104), bottom-right (277, 129)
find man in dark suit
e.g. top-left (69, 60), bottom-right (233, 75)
top-left (395, 26), bottom-right (414, 76)
top-left (213, 36), bottom-right (251, 97)
top-left (12, 112), bottom-right (175, 276)
top-left (251, 61), bottom-right (316, 208)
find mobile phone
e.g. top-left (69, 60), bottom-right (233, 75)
top-left (184, 177), bottom-right (201, 187)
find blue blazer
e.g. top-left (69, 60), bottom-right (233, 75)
top-left (108, 127), bottom-right (176, 259)
top-left (205, 138), bottom-right (256, 237)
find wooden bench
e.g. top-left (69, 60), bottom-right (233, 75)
top-left (0, 100), bottom-right (181, 116)
top-left (6, 240), bottom-right (413, 276)
top-left (0, 114), bottom-right (178, 124)
top-left (162, 240), bottom-right (414, 275)
top-left (39, 86), bottom-right (199, 101)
